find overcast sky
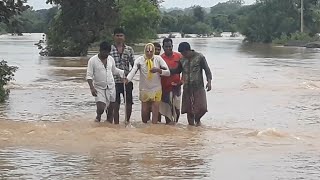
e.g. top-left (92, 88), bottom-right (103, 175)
top-left (161, 0), bottom-right (255, 9)
top-left (26, 0), bottom-right (256, 10)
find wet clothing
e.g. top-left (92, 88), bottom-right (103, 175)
top-left (170, 51), bottom-right (212, 114)
top-left (160, 52), bottom-right (182, 93)
top-left (181, 88), bottom-right (207, 115)
top-left (110, 44), bottom-right (135, 104)
top-left (86, 54), bottom-right (124, 106)
top-left (110, 44), bottom-right (135, 83)
top-left (159, 52), bottom-right (182, 121)
top-left (127, 55), bottom-right (170, 103)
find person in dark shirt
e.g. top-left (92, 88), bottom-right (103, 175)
top-left (170, 42), bottom-right (212, 126)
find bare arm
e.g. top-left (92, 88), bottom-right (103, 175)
top-left (111, 57), bottom-right (125, 78)
top-left (170, 60), bottom-right (182, 75)
top-left (158, 56), bottom-right (170, 76)
top-left (126, 57), bottom-right (140, 81)
top-left (128, 47), bottom-right (135, 67)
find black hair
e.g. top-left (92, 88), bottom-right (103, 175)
top-left (153, 42), bottom-right (161, 48)
top-left (99, 41), bottom-right (111, 51)
top-left (178, 42), bottom-right (191, 52)
top-left (113, 27), bottom-right (125, 35)
top-left (162, 38), bottom-right (173, 46)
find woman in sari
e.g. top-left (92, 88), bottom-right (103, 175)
top-left (125, 43), bottom-right (170, 124)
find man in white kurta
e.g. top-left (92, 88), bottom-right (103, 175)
top-left (86, 41), bottom-right (124, 122)
top-left (126, 43), bottom-right (170, 124)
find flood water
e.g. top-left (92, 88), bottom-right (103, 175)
top-left (0, 33), bottom-right (319, 179)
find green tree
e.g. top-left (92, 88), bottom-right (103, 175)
top-left (193, 22), bottom-right (211, 35)
top-left (0, 0), bottom-right (29, 23)
top-left (0, 22), bottom-right (7, 34)
top-left (0, 60), bottom-right (18, 102)
top-left (0, 0), bottom-right (25, 102)
top-left (46, 0), bottom-right (119, 56)
top-left (239, 0), bottom-right (320, 43)
top-left (158, 14), bottom-right (178, 33)
top-left (45, 0), bottom-right (161, 56)
top-left (119, 0), bottom-right (161, 42)
top-left (193, 6), bottom-right (205, 22)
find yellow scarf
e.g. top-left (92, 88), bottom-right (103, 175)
top-left (144, 43), bottom-right (155, 80)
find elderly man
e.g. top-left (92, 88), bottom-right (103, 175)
top-left (125, 43), bottom-right (170, 124)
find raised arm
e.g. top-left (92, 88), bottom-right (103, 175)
top-left (158, 56), bottom-right (170, 76)
top-left (110, 56), bottom-right (125, 78)
top-left (126, 56), bottom-right (141, 81)
top-left (170, 60), bottom-right (182, 75)
top-left (128, 47), bottom-right (135, 67)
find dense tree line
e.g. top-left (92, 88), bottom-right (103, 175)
top-left (1, 0), bottom-right (320, 56)
top-left (0, 0), bottom-right (25, 102)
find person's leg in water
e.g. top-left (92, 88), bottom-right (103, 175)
top-left (194, 88), bottom-right (207, 126)
top-left (158, 113), bottom-right (162, 123)
top-left (141, 102), bottom-right (151, 123)
top-left (95, 102), bottom-right (106, 122)
top-left (165, 106), bottom-right (180, 125)
top-left (113, 99), bottom-right (121, 124)
top-left (151, 101), bottom-right (160, 124)
top-left (175, 107), bottom-right (180, 122)
top-left (187, 113), bottom-right (195, 126)
top-left (195, 113), bottom-right (204, 126)
top-left (106, 102), bottom-right (114, 123)
top-left (125, 82), bottom-right (134, 122)
top-left (107, 83), bottom-right (124, 124)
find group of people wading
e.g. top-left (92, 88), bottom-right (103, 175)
top-left (86, 28), bottom-right (212, 126)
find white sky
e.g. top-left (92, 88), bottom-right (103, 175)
top-left (27, 0), bottom-right (256, 10)
top-left (161, 0), bottom-right (255, 9)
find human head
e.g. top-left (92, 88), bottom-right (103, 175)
top-left (99, 41), bottom-right (111, 59)
top-left (144, 43), bottom-right (155, 59)
top-left (113, 27), bottom-right (125, 44)
top-left (162, 38), bottom-right (173, 56)
top-left (178, 42), bottom-right (192, 58)
top-left (153, 42), bottom-right (161, 55)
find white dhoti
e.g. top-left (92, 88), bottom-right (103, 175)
top-left (95, 87), bottom-right (116, 108)
top-left (159, 91), bottom-right (181, 122)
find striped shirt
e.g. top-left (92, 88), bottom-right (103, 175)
top-left (110, 44), bottom-right (135, 83)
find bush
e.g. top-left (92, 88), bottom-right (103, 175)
top-left (0, 60), bottom-right (18, 102)
top-left (273, 32), bottom-right (318, 45)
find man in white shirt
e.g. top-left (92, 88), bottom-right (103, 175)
top-left (86, 41), bottom-right (125, 122)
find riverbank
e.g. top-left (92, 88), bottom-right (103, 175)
top-left (272, 32), bottom-right (320, 48)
